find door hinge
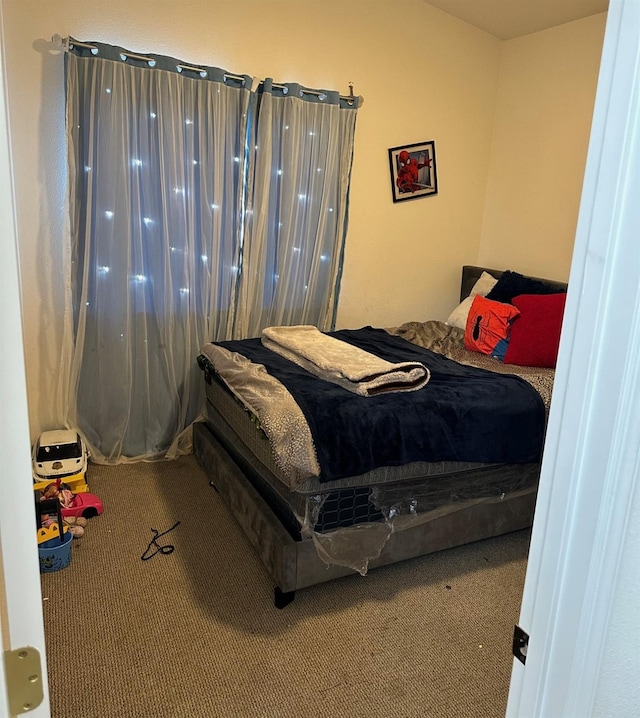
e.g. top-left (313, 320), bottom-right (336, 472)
top-left (512, 624), bottom-right (529, 665)
top-left (3, 646), bottom-right (44, 714)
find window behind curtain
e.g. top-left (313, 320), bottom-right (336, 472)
top-left (61, 41), bottom-right (361, 462)
top-left (235, 80), bottom-right (358, 338)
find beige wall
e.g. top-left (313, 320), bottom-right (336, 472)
top-left (479, 13), bottom-right (606, 280)
top-left (1, 0), bottom-right (603, 441)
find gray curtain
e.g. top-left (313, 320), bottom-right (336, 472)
top-left (61, 40), bottom-right (361, 462)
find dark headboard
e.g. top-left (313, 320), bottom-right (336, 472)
top-left (460, 265), bottom-right (568, 302)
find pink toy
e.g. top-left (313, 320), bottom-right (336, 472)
top-left (59, 492), bottom-right (104, 519)
top-left (40, 480), bottom-right (103, 519)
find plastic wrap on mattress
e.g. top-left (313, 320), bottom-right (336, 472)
top-left (299, 486), bottom-right (537, 575)
top-left (292, 467), bottom-right (538, 575)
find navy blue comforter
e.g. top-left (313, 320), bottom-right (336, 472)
top-left (215, 327), bottom-right (545, 482)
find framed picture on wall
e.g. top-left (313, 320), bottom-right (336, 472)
top-left (388, 140), bottom-right (438, 203)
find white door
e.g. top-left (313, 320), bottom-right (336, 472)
top-left (0, 22), bottom-right (50, 718)
top-left (506, 0), bottom-right (640, 715)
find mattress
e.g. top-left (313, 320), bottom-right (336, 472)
top-left (203, 368), bottom-right (541, 538)
top-left (200, 323), bottom-right (549, 487)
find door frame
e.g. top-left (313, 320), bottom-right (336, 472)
top-left (0, 7), bottom-right (50, 716)
top-left (507, 0), bottom-right (640, 714)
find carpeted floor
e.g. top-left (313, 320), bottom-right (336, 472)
top-left (40, 455), bottom-right (529, 718)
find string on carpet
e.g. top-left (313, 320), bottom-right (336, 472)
top-left (141, 521), bottom-right (181, 560)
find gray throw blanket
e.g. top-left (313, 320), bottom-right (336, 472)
top-left (261, 325), bottom-right (430, 396)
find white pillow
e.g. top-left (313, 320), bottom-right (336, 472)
top-left (445, 271), bottom-right (498, 329)
top-left (445, 296), bottom-right (474, 330)
top-left (469, 271), bottom-right (498, 298)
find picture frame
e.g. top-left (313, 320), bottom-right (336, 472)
top-left (388, 140), bottom-right (438, 203)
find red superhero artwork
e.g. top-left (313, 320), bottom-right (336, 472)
top-left (396, 150), bottom-right (432, 194)
top-left (389, 141), bottom-right (438, 202)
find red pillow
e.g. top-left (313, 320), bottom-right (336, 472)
top-left (464, 295), bottom-right (519, 355)
top-left (504, 293), bottom-right (567, 368)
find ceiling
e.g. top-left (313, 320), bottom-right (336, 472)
top-left (423, 0), bottom-right (609, 40)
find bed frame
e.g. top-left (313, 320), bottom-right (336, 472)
top-left (194, 265), bottom-right (567, 607)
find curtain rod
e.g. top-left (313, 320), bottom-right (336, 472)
top-left (53, 35), bottom-right (358, 103)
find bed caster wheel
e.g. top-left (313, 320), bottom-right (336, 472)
top-left (274, 586), bottom-right (295, 609)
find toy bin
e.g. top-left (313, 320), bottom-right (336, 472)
top-left (38, 529), bottom-right (73, 573)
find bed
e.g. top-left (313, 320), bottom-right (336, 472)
top-left (194, 265), bottom-right (568, 607)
